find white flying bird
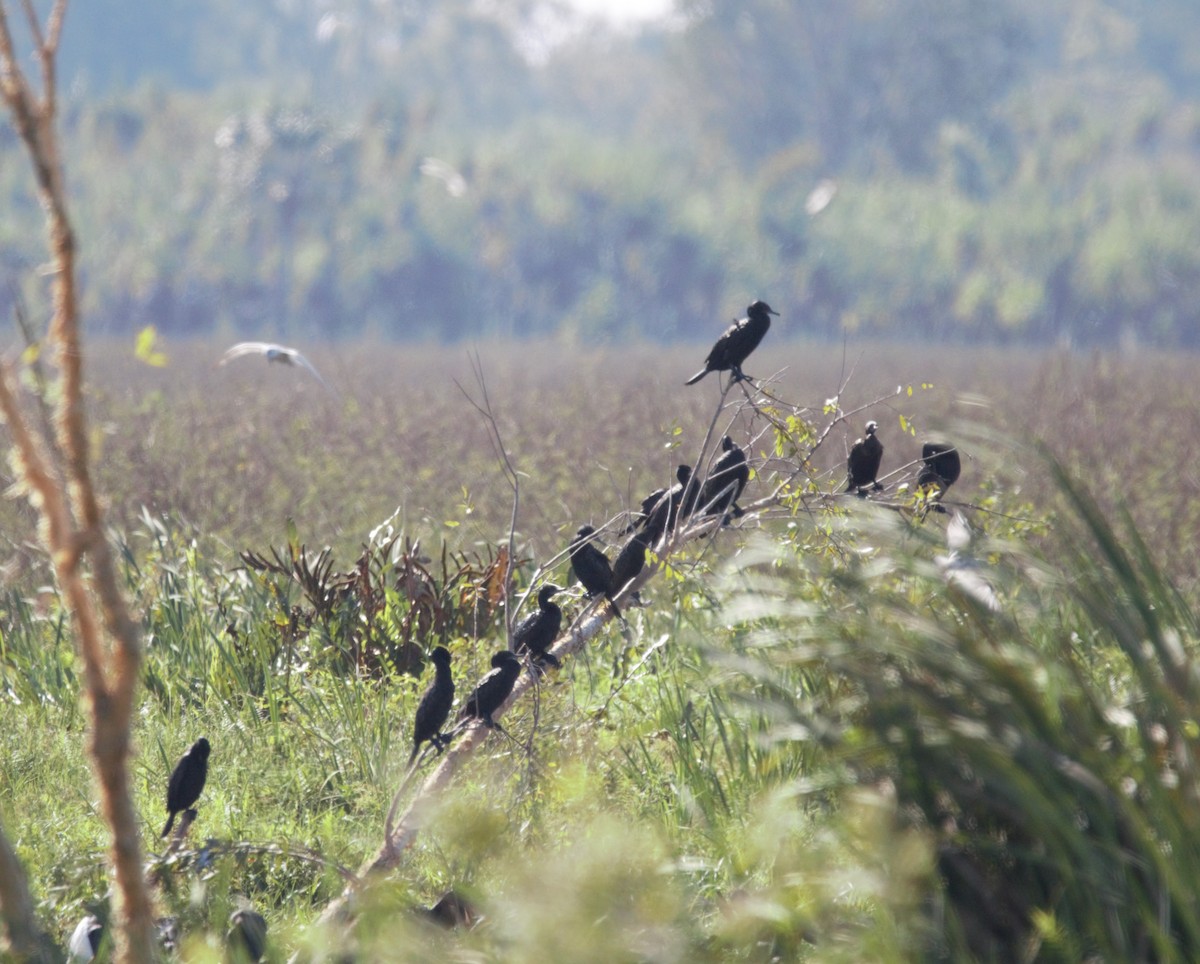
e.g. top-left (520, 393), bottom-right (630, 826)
top-left (219, 341), bottom-right (333, 393)
top-left (419, 157), bottom-right (468, 197)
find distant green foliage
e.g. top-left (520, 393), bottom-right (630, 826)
top-left (2, 0), bottom-right (1198, 345)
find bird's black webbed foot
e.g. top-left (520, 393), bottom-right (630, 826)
top-left (855, 488), bottom-right (868, 499)
top-left (872, 481), bottom-right (884, 492)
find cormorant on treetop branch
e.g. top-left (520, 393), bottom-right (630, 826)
top-left (685, 300), bottom-right (778, 386)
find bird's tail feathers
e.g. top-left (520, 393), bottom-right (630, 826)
top-left (161, 814), bottom-right (175, 839)
top-left (684, 368), bottom-right (709, 386)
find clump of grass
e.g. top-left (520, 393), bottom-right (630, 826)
top-left (708, 462), bottom-right (1200, 960)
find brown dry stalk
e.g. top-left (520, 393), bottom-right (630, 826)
top-left (0, 2), bottom-right (156, 960)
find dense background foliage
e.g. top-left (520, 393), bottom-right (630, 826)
top-left (1, 0), bottom-right (1198, 345)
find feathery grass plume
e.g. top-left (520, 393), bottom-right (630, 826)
top-left (708, 461), bottom-right (1200, 961)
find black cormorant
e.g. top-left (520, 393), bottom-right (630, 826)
top-left (844, 421), bottom-right (883, 495)
top-left (458, 651), bottom-right (522, 728)
top-left (685, 301), bottom-right (778, 385)
top-left (162, 737), bottom-right (210, 838)
top-left (612, 531), bottom-right (651, 604)
top-left (699, 435), bottom-right (750, 522)
top-left (569, 526), bottom-right (622, 619)
top-left (919, 442), bottom-right (961, 493)
top-left (639, 465), bottom-right (694, 541)
top-left (512, 584), bottom-right (564, 669)
top-left (409, 646), bottom-right (455, 764)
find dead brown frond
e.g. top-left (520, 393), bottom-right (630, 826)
top-left (239, 532), bottom-right (521, 681)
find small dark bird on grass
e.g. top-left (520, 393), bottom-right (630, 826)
top-left (409, 646), bottom-right (455, 765)
top-left (512, 584), bottom-right (564, 669)
top-left (569, 526), bottom-right (622, 619)
top-left (638, 465), bottom-right (694, 541)
top-left (424, 890), bottom-right (482, 929)
top-left (685, 300), bottom-right (779, 385)
top-left (919, 441), bottom-right (962, 493)
top-left (227, 907), bottom-right (268, 963)
top-left (162, 737), bottom-right (210, 838)
top-left (458, 651), bottom-right (522, 728)
top-left (844, 421), bottom-right (884, 495)
top-left (156, 918), bottom-right (180, 954)
top-left (700, 435), bottom-right (750, 522)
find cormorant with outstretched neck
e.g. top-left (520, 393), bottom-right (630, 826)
top-left (699, 435), bottom-right (749, 522)
top-left (409, 646), bottom-right (455, 764)
top-left (569, 526), bottom-right (623, 619)
top-left (512, 584), bottom-right (564, 669)
top-left (162, 737), bottom-right (210, 838)
top-left (844, 421), bottom-right (883, 495)
top-left (458, 651), bottom-right (523, 728)
top-left (685, 301), bottom-right (779, 385)
top-left (918, 441), bottom-right (961, 493)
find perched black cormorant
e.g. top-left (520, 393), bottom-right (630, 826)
top-left (569, 526), bottom-right (623, 619)
top-left (919, 442), bottom-right (961, 493)
top-left (458, 651), bottom-right (522, 728)
top-left (612, 531), bottom-right (651, 601)
top-left (699, 435), bottom-right (750, 522)
top-left (409, 646), bottom-right (455, 764)
top-left (512, 584), bottom-right (564, 669)
top-left (162, 737), bottom-right (210, 838)
top-left (685, 301), bottom-right (778, 385)
top-left (844, 421), bottom-right (883, 495)
top-left (639, 465), bottom-right (694, 540)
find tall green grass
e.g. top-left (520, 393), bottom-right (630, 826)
top-left (5, 345), bottom-right (1200, 959)
top-left (700, 465), bottom-right (1200, 960)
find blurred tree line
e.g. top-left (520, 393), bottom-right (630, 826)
top-left (2, 0), bottom-right (1198, 345)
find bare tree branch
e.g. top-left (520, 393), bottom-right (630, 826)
top-left (0, 4), bottom-right (155, 960)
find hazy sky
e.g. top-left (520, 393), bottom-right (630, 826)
top-left (569, 0), bottom-right (673, 24)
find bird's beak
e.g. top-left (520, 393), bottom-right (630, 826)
top-left (769, 307), bottom-right (780, 315)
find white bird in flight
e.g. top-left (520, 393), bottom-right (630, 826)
top-left (219, 341), bottom-right (334, 393)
